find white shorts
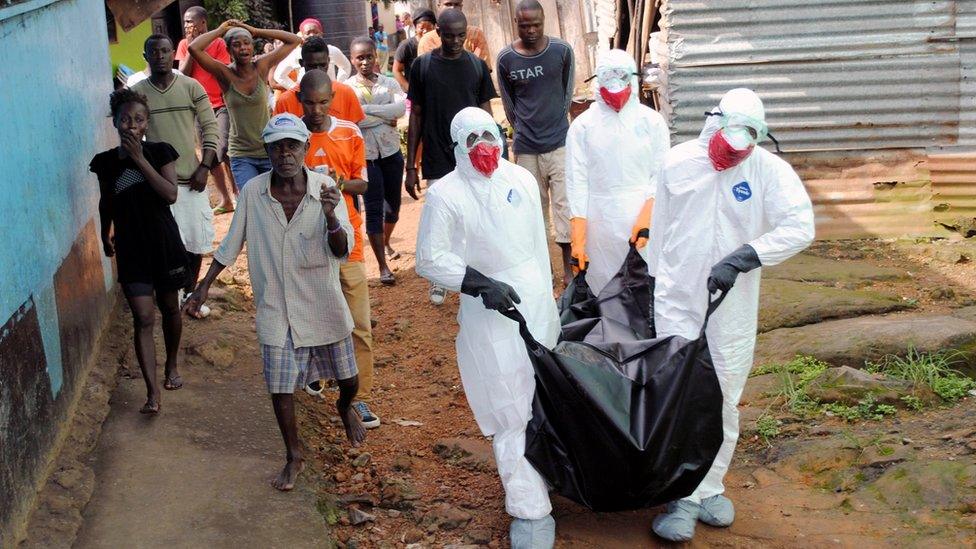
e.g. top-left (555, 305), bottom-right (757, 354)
top-left (170, 185), bottom-right (215, 254)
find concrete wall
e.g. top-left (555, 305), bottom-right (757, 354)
top-left (0, 0), bottom-right (117, 542)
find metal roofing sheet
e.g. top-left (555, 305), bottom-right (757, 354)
top-left (661, 0), bottom-right (971, 151)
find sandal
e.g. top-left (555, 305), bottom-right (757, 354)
top-left (380, 272), bottom-right (396, 286)
top-left (213, 206), bottom-right (235, 215)
top-left (164, 375), bottom-right (183, 391)
top-left (386, 247), bottom-right (401, 260)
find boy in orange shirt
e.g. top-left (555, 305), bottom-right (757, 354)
top-left (275, 36), bottom-right (365, 125)
top-left (299, 69), bottom-right (380, 429)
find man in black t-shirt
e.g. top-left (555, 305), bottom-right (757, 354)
top-left (405, 9), bottom-right (496, 199)
top-left (393, 8), bottom-right (435, 92)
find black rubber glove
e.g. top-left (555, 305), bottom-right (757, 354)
top-left (707, 244), bottom-right (762, 294)
top-left (460, 267), bottom-right (521, 312)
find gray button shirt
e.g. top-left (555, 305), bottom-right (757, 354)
top-left (214, 169), bottom-right (355, 348)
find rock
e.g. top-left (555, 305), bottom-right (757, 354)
top-left (351, 473), bottom-right (365, 483)
top-left (930, 287), bottom-right (957, 300)
top-left (758, 279), bottom-right (910, 333)
top-left (401, 528), bottom-right (425, 544)
top-left (433, 438), bottom-right (496, 472)
top-left (379, 477), bottom-right (420, 510)
top-left (755, 314), bottom-right (976, 369)
top-left (464, 528), bottom-right (493, 545)
top-left (348, 507), bottom-right (376, 526)
top-left (334, 472), bottom-right (348, 482)
top-left (865, 461), bottom-right (976, 511)
top-left (337, 493), bottom-right (378, 507)
top-left (421, 502), bottom-right (472, 531)
top-left (763, 253), bottom-right (908, 284)
top-left (386, 509), bottom-right (402, 518)
top-left (740, 373), bottom-right (784, 405)
top-left (804, 366), bottom-right (915, 405)
top-left (392, 455), bottom-right (415, 472)
top-left (951, 306), bottom-right (976, 323)
top-left (209, 285), bottom-right (249, 311)
top-left (207, 307), bottom-right (223, 319)
top-left (751, 467), bottom-right (784, 489)
top-left (858, 444), bottom-right (913, 468)
top-left (352, 452), bottom-right (372, 468)
top-left (189, 340), bottom-right (235, 369)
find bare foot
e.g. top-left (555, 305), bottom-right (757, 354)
top-left (271, 458), bottom-right (305, 491)
top-left (140, 397), bottom-right (160, 414)
top-left (338, 401), bottom-right (366, 447)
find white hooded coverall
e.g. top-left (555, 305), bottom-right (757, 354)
top-left (565, 49), bottom-right (671, 295)
top-left (416, 108), bottom-right (559, 520)
top-left (648, 89), bottom-right (815, 503)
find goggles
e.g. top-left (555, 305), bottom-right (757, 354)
top-left (705, 110), bottom-right (781, 152)
top-left (455, 128), bottom-right (499, 151)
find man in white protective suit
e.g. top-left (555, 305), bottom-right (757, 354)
top-left (564, 48), bottom-right (670, 295)
top-left (416, 107), bottom-right (560, 548)
top-left (648, 88), bottom-right (815, 542)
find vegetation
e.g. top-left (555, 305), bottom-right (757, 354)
top-left (752, 350), bottom-right (975, 434)
top-left (867, 348), bottom-right (975, 403)
top-left (203, 0), bottom-right (282, 31)
top-left (755, 413), bottom-right (781, 444)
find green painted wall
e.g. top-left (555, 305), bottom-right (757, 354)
top-left (108, 19), bottom-right (151, 73)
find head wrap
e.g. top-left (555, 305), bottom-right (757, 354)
top-left (299, 18), bottom-right (324, 32)
top-left (224, 27), bottom-right (253, 48)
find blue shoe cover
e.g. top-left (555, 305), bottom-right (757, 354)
top-left (699, 494), bottom-right (735, 527)
top-left (510, 515), bottom-right (555, 549)
top-left (652, 499), bottom-right (700, 542)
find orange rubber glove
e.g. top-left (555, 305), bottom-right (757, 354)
top-left (629, 199), bottom-right (655, 250)
top-left (570, 217), bottom-right (588, 273)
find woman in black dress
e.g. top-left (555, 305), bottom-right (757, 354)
top-left (90, 89), bottom-right (187, 414)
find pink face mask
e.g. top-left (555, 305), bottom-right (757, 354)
top-left (599, 86), bottom-right (631, 112)
top-left (708, 129), bottom-right (755, 171)
top-left (469, 142), bottom-right (501, 177)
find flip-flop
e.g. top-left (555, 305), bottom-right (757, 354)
top-left (140, 400), bottom-right (160, 414)
top-left (164, 375), bottom-right (183, 391)
top-left (213, 206), bottom-right (235, 215)
top-left (380, 272), bottom-right (396, 286)
top-left (386, 248), bottom-right (401, 260)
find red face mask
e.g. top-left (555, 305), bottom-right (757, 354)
top-left (599, 86), bottom-right (631, 112)
top-left (469, 142), bottom-right (501, 177)
top-left (708, 130), bottom-right (755, 171)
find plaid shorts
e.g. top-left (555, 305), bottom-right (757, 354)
top-left (261, 330), bottom-right (358, 394)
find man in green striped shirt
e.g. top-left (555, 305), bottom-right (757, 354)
top-left (133, 34), bottom-right (220, 318)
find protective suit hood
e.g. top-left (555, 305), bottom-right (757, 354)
top-left (451, 107), bottom-right (502, 182)
top-left (593, 49), bottom-right (640, 115)
top-left (699, 88), bottom-right (767, 143)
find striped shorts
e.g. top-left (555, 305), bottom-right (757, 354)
top-left (261, 330), bottom-right (358, 394)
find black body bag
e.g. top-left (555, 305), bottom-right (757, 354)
top-left (502, 246), bottom-right (726, 512)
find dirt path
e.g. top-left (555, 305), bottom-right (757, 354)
top-left (67, 186), bottom-right (976, 549)
top-left (73, 257), bottom-right (329, 547)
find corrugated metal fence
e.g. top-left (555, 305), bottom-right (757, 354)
top-left (661, 0), bottom-right (973, 151)
top-left (658, 0), bottom-right (976, 238)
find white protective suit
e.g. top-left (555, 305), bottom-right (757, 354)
top-left (648, 89), bottom-right (815, 503)
top-left (565, 49), bottom-right (671, 295)
top-left (416, 107), bottom-right (560, 520)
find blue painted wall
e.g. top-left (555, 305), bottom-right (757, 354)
top-left (0, 0), bottom-right (117, 542)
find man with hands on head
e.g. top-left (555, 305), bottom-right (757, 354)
top-left (184, 113), bottom-right (366, 493)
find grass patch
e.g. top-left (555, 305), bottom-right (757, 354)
top-left (825, 395), bottom-right (897, 422)
top-left (867, 347), bottom-right (975, 403)
top-left (755, 413), bottom-right (781, 444)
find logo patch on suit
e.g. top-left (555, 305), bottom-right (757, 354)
top-left (732, 181), bottom-right (752, 202)
top-left (507, 188), bottom-right (521, 207)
